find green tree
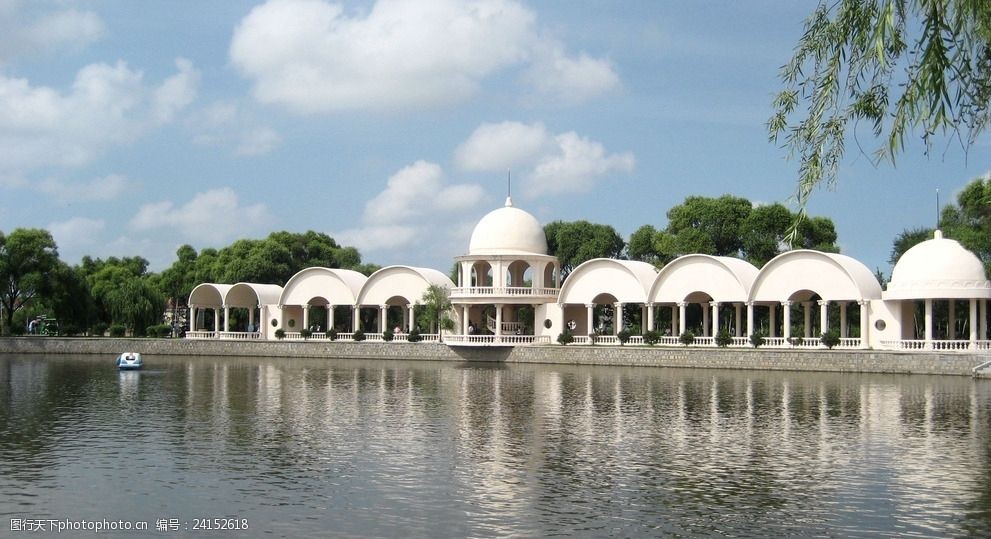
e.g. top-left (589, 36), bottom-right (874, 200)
top-left (628, 224), bottom-right (661, 264)
top-left (545, 220), bottom-right (625, 278)
top-left (740, 203), bottom-right (793, 266)
top-left (0, 229), bottom-right (60, 335)
top-left (418, 284), bottom-right (452, 333)
top-left (666, 195), bottom-right (753, 256)
top-left (769, 1), bottom-right (991, 210)
top-left (889, 226), bottom-right (934, 266)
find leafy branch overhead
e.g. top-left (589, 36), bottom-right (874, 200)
top-left (769, 0), bottom-right (991, 207)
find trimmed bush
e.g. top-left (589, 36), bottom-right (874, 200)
top-left (557, 330), bottom-right (574, 345)
top-left (788, 336), bottom-right (803, 346)
top-left (715, 329), bottom-right (733, 348)
top-left (326, 329), bottom-right (337, 341)
top-left (820, 329), bottom-right (841, 349)
top-left (749, 332), bottom-right (766, 348)
top-left (146, 324), bottom-right (172, 338)
top-left (300, 328), bottom-right (312, 339)
top-left (588, 332), bottom-right (599, 345)
top-left (92, 322), bottom-right (109, 337)
top-left (617, 329), bottom-right (632, 345)
top-left (382, 329), bottom-right (394, 342)
top-left (679, 331), bottom-right (695, 346)
top-left (109, 324), bottom-right (126, 338)
top-left (275, 329), bottom-right (285, 340)
top-left (353, 330), bottom-right (366, 342)
top-left (643, 330), bottom-right (661, 346)
top-left (407, 329), bottom-right (422, 343)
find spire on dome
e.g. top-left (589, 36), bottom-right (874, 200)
top-left (505, 169), bottom-right (513, 207)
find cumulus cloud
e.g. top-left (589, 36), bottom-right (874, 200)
top-left (39, 174), bottom-right (130, 202)
top-left (48, 217), bottom-right (106, 249)
top-left (229, 0), bottom-right (616, 112)
top-left (524, 41), bottom-right (620, 104)
top-left (235, 127), bottom-right (283, 156)
top-left (0, 3), bottom-right (105, 63)
top-left (337, 160), bottom-right (486, 252)
top-left (188, 100), bottom-right (281, 156)
top-left (454, 121), bottom-right (635, 197)
top-left (0, 58), bottom-right (200, 175)
top-left (130, 188), bottom-right (272, 244)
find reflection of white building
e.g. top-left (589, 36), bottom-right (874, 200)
top-left (187, 199), bottom-right (991, 350)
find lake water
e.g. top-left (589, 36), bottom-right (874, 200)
top-left (2, 354), bottom-right (990, 538)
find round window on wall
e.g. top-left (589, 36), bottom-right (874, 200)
top-left (288, 319), bottom-right (296, 328)
top-left (874, 319), bottom-right (886, 331)
top-left (543, 319), bottom-right (553, 329)
top-left (270, 319), bottom-right (278, 327)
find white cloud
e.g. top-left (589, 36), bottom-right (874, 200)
top-left (230, 0), bottom-right (616, 112)
top-left (0, 58), bottom-right (200, 175)
top-left (453, 121), bottom-right (635, 197)
top-left (130, 188), bottom-right (272, 244)
top-left (0, 4), bottom-right (105, 63)
top-left (337, 160), bottom-right (486, 253)
top-left (48, 217), bottom-right (106, 249)
top-left (235, 127), bottom-right (282, 156)
top-left (454, 121), bottom-right (550, 171)
top-left (39, 174), bottom-right (130, 202)
top-left (525, 41), bottom-right (620, 104)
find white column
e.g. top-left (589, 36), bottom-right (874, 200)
top-left (614, 302), bottom-right (623, 335)
top-left (586, 303), bottom-right (594, 334)
top-left (858, 300), bottom-right (869, 348)
top-left (328, 305), bottom-right (335, 331)
top-left (803, 301), bottom-right (812, 338)
top-left (462, 305), bottom-right (469, 334)
top-left (302, 307), bottom-right (310, 331)
top-left (948, 300), bottom-right (956, 339)
top-left (701, 303), bottom-right (710, 336)
top-left (710, 302), bottom-right (720, 336)
top-left (769, 304), bottom-right (777, 338)
top-left (217, 307), bottom-right (224, 333)
top-left (495, 304), bottom-right (503, 338)
top-left (670, 305), bottom-right (677, 335)
top-left (734, 303), bottom-right (742, 337)
top-left (249, 307), bottom-right (255, 330)
top-left (408, 304), bottom-right (415, 332)
top-left (746, 302), bottom-right (754, 337)
top-left (678, 302), bottom-right (687, 336)
top-left (379, 305), bottom-right (388, 333)
top-left (646, 303), bottom-right (654, 333)
top-left (981, 299), bottom-right (988, 340)
top-left (839, 302), bottom-right (848, 338)
top-left (924, 299), bottom-right (933, 348)
top-left (353, 306), bottom-right (361, 332)
top-left (189, 306), bottom-right (197, 331)
top-left (818, 300), bottom-right (828, 335)
top-left (970, 298), bottom-right (978, 347)
top-left (782, 301), bottom-right (791, 341)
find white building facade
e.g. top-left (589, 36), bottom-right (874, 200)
top-left (188, 201), bottom-right (991, 351)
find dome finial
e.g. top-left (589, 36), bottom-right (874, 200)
top-left (505, 169), bottom-right (513, 207)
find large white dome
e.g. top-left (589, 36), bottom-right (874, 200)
top-left (885, 230), bottom-right (991, 299)
top-left (468, 198), bottom-right (547, 255)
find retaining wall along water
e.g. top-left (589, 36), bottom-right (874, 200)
top-left (1, 337), bottom-right (987, 376)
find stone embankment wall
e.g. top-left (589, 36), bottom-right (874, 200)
top-left (2, 337), bottom-right (987, 376)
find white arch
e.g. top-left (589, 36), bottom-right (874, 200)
top-left (356, 265), bottom-right (455, 306)
top-left (558, 258), bottom-right (658, 305)
top-left (227, 282), bottom-right (283, 308)
top-left (188, 283), bottom-right (232, 308)
top-left (279, 267), bottom-right (367, 306)
top-left (650, 254), bottom-right (758, 303)
top-left (750, 250), bottom-right (881, 303)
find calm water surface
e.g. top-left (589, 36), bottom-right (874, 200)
top-left (2, 354), bottom-right (991, 538)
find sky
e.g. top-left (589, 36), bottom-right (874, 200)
top-left (1, 0), bottom-right (988, 278)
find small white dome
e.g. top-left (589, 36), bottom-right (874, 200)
top-left (468, 198), bottom-right (547, 255)
top-left (885, 230), bottom-right (991, 299)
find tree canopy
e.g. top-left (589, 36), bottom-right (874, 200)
top-left (544, 220), bottom-right (625, 278)
top-left (770, 1), bottom-right (991, 210)
top-left (0, 229), bottom-right (60, 335)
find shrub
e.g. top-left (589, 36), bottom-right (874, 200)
top-left (326, 329), bottom-right (337, 341)
top-left (749, 332), bottom-right (766, 348)
top-left (788, 336), bottom-right (803, 346)
top-left (90, 322), bottom-right (109, 337)
top-left (300, 328), bottom-right (312, 340)
top-left (109, 324), bottom-right (126, 338)
top-left (353, 330), bottom-right (366, 342)
top-left (679, 331), bottom-right (695, 346)
top-left (643, 330), bottom-right (661, 346)
top-left (617, 329), bottom-right (632, 345)
top-left (588, 332), bottom-right (599, 345)
top-left (146, 324), bottom-right (172, 338)
top-left (715, 329), bottom-right (733, 348)
top-left (407, 329), bottom-right (422, 343)
top-left (275, 329), bottom-right (285, 340)
top-left (440, 317), bottom-right (456, 332)
top-left (820, 329), bottom-right (841, 349)
top-left (382, 329), bottom-right (394, 342)
top-left (557, 330), bottom-right (574, 345)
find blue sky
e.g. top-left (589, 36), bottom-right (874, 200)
top-left (1, 0), bottom-right (988, 277)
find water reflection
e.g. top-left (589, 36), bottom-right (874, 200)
top-left (1, 355), bottom-right (990, 537)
